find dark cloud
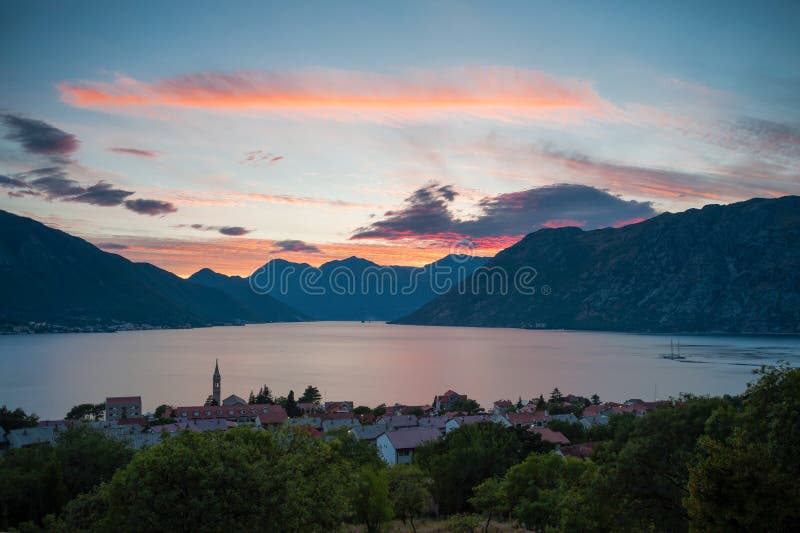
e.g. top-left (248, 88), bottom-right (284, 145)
top-left (109, 147), bottom-right (159, 158)
top-left (1, 113), bottom-right (79, 156)
top-left (96, 242), bottom-right (130, 250)
top-left (0, 174), bottom-right (27, 188)
top-left (351, 182), bottom-right (656, 241)
top-left (66, 182), bottom-right (134, 206)
top-left (124, 199), bottom-right (178, 216)
top-left (7, 190), bottom-right (40, 198)
top-left (270, 239), bottom-right (322, 253)
top-left (352, 183), bottom-right (458, 239)
top-left (180, 223), bottom-right (252, 236)
top-left (27, 170), bottom-right (85, 198)
top-left (218, 226), bottom-right (251, 236)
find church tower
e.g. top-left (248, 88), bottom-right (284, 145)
top-left (212, 359), bottom-right (221, 406)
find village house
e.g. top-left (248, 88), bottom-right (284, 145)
top-left (324, 401), bottom-right (354, 413)
top-left (105, 396), bottom-right (142, 422)
top-left (495, 410), bottom-right (551, 429)
top-left (349, 424), bottom-right (384, 441)
top-left (375, 414), bottom-right (418, 431)
top-left (222, 394), bottom-right (247, 406)
top-left (531, 427), bottom-right (571, 445)
top-left (171, 404), bottom-right (288, 425)
top-left (417, 415), bottom-right (450, 433)
top-left (432, 389), bottom-right (466, 414)
top-left (376, 428), bottom-right (440, 465)
top-left (445, 414), bottom-right (493, 433)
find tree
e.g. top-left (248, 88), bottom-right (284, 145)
top-left (686, 365), bottom-right (800, 531)
top-left (153, 404), bottom-right (170, 418)
top-left (591, 393), bottom-right (601, 405)
top-left (204, 395), bottom-right (218, 407)
top-left (502, 453), bottom-right (599, 532)
top-left (516, 397), bottom-right (523, 409)
top-left (89, 428), bottom-right (350, 532)
top-left (372, 404), bottom-right (387, 417)
top-left (414, 422), bottom-right (548, 514)
top-left (299, 385), bottom-right (322, 405)
top-left (469, 477), bottom-right (508, 533)
top-left (350, 466), bottom-right (393, 533)
top-left (65, 403), bottom-right (104, 421)
top-left (535, 395), bottom-right (546, 409)
top-left (253, 385), bottom-right (274, 404)
top-left (54, 426), bottom-right (133, 500)
top-left (446, 398), bottom-right (481, 414)
top-left (591, 396), bottom-right (728, 531)
top-left (405, 406), bottom-right (425, 417)
top-left (248, 391), bottom-right (256, 404)
top-left (0, 444), bottom-right (64, 530)
top-left (387, 465), bottom-right (431, 533)
top-left (549, 387), bottom-right (563, 403)
top-left (353, 405), bottom-right (372, 417)
top-left (284, 390), bottom-right (299, 417)
top-left (0, 405), bottom-right (38, 432)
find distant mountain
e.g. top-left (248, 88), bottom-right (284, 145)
top-left (0, 210), bottom-right (305, 332)
top-left (395, 196), bottom-right (800, 333)
top-left (190, 254), bottom-right (490, 321)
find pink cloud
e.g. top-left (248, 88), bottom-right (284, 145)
top-left (57, 67), bottom-right (618, 122)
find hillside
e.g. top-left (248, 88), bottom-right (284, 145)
top-left (395, 196), bottom-right (800, 333)
top-left (0, 210), bottom-right (305, 332)
top-left (190, 254), bottom-right (489, 321)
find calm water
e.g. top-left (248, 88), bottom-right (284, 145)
top-left (1, 322), bottom-right (799, 419)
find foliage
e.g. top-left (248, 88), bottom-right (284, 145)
top-left (0, 426), bottom-right (131, 530)
top-left (590, 393), bottom-right (600, 405)
top-left (590, 397), bottom-right (729, 531)
top-left (65, 403), bottom-right (105, 421)
top-left (0, 405), bottom-right (39, 432)
top-left (387, 465), bottom-right (432, 532)
top-left (685, 365), bottom-right (800, 531)
top-left (444, 513), bottom-right (481, 533)
top-left (350, 465), bottom-right (393, 533)
top-left (372, 404), bottom-right (387, 417)
top-left (549, 387), bottom-right (563, 403)
top-left (405, 406), bottom-right (425, 417)
top-left (469, 477), bottom-right (508, 533)
top-left (414, 422), bottom-right (548, 514)
top-left (153, 404), bottom-right (170, 418)
top-left (53, 426), bottom-right (134, 501)
top-left (79, 427), bottom-right (350, 532)
top-left (326, 427), bottom-right (383, 468)
top-left (249, 385), bottom-right (275, 405)
top-left (0, 443), bottom-right (64, 529)
top-left (445, 398), bottom-right (481, 414)
top-left (353, 405), bottom-right (372, 416)
top-left (546, 419), bottom-right (587, 443)
top-left (502, 452), bottom-right (599, 532)
top-left (298, 385), bottom-right (322, 405)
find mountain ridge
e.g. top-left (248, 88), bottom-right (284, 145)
top-left (394, 196), bottom-right (800, 333)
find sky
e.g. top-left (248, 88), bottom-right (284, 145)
top-left (1, 0), bottom-right (798, 276)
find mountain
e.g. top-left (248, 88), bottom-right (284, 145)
top-left (190, 254), bottom-right (490, 321)
top-left (395, 196), bottom-right (800, 333)
top-left (0, 210), bottom-right (305, 332)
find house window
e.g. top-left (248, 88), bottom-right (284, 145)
top-left (193, 411), bottom-right (200, 416)
top-left (228, 410), bottom-right (235, 415)
top-left (205, 411), bottom-right (211, 416)
top-left (240, 409), bottom-right (247, 415)
top-left (262, 408), bottom-right (268, 413)
top-left (181, 412), bottom-right (187, 417)
top-left (398, 449), bottom-right (412, 456)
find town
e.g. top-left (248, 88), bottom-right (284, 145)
top-left (1, 360), bottom-right (669, 463)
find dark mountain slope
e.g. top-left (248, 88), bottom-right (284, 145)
top-left (191, 254), bottom-right (490, 321)
top-left (395, 196), bottom-right (800, 333)
top-left (0, 210), bottom-right (304, 331)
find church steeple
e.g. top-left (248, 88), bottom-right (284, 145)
top-left (212, 359), bottom-right (221, 405)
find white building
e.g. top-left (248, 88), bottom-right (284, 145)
top-left (376, 428), bottom-right (440, 465)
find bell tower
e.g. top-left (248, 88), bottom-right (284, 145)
top-left (212, 359), bottom-right (221, 406)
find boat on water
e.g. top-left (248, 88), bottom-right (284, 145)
top-left (661, 339), bottom-right (687, 360)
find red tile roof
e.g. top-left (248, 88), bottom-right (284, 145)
top-left (106, 396), bottom-right (142, 404)
top-left (530, 427), bottom-right (570, 445)
top-left (172, 403), bottom-right (287, 422)
top-left (507, 411), bottom-right (551, 426)
top-left (559, 442), bottom-right (599, 459)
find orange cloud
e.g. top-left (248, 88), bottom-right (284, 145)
top-left (58, 68), bottom-right (617, 122)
